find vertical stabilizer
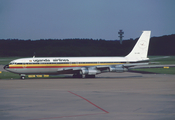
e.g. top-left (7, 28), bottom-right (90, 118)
top-left (125, 31), bottom-right (151, 59)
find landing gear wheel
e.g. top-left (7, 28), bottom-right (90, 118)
top-left (21, 76), bottom-right (25, 80)
top-left (73, 74), bottom-right (83, 78)
top-left (20, 74), bottom-right (26, 80)
top-left (85, 75), bottom-right (95, 78)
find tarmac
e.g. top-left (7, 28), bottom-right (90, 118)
top-left (0, 65), bottom-right (5, 71)
top-left (0, 72), bottom-right (175, 120)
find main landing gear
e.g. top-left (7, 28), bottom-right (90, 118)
top-left (73, 74), bottom-right (83, 78)
top-left (73, 74), bottom-right (95, 78)
top-left (85, 75), bottom-right (95, 78)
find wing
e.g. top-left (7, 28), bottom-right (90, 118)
top-left (56, 62), bottom-right (149, 75)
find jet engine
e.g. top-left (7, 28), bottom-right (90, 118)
top-left (109, 65), bottom-right (128, 73)
top-left (80, 68), bottom-right (101, 75)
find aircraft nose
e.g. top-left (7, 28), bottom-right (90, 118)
top-left (4, 64), bottom-right (9, 70)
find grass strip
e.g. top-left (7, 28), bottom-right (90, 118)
top-left (0, 71), bottom-right (65, 79)
top-left (131, 67), bottom-right (175, 74)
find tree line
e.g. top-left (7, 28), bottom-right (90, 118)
top-left (0, 34), bottom-right (175, 57)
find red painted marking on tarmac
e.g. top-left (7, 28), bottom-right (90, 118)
top-left (68, 91), bottom-right (109, 113)
top-left (29, 91), bottom-right (108, 120)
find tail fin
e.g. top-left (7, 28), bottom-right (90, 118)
top-left (125, 31), bottom-right (151, 60)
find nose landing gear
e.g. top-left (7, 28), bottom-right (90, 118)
top-left (20, 74), bottom-right (26, 80)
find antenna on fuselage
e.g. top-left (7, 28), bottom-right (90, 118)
top-left (33, 52), bottom-right (36, 58)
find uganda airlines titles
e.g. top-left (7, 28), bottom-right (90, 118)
top-left (33, 59), bottom-right (69, 63)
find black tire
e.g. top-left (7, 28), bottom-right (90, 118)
top-left (73, 74), bottom-right (83, 78)
top-left (21, 76), bottom-right (25, 80)
top-left (85, 75), bottom-right (95, 78)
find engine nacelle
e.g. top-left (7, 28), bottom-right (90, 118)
top-left (80, 68), bottom-right (100, 75)
top-left (88, 69), bottom-right (100, 75)
top-left (109, 65), bottom-right (128, 73)
top-left (80, 68), bottom-right (88, 75)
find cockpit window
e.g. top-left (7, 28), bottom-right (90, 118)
top-left (10, 62), bottom-right (16, 65)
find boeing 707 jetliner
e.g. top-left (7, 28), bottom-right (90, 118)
top-left (4, 31), bottom-right (151, 79)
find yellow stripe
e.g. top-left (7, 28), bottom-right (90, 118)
top-left (9, 63), bottom-right (122, 67)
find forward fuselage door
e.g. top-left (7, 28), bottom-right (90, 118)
top-left (22, 60), bottom-right (27, 68)
top-left (69, 61), bottom-right (72, 66)
top-left (76, 61), bottom-right (79, 66)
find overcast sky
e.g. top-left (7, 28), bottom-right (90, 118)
top-left (0, 0), bottom-right (175, 40)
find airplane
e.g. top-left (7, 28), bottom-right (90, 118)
top-left (4, 31), bottom-right (151, 79)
